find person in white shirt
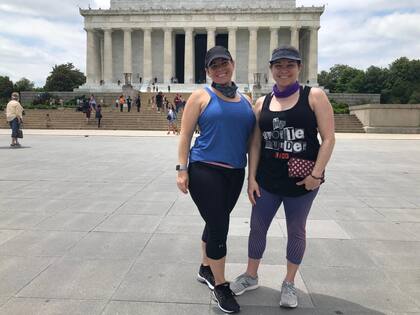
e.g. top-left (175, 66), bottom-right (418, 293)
top-left (5, 92), bottom-right (24, 147)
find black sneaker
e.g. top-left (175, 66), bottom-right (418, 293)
top-left (212, 282), bottom-right (240, 314)
top-left (197, 264), bottom-right (215, 290)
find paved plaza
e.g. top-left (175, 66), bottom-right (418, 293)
top-left (0, 130), bottom-right (419, 315)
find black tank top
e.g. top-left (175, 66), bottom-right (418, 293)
top-left (256, 86), bottom-right (320, 197)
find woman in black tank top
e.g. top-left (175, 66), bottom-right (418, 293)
top-left (230, 45), bottom-right (335, 308)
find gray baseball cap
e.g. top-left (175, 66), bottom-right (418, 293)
top-left (269, 45), bottom-right (302, 64)
top-left (205, 46), bottom-right (233, 68)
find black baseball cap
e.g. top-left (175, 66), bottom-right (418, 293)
top-left (269, 45), bottom-right (302, 64)
top-left (205, 46), bottom-right (233, 68)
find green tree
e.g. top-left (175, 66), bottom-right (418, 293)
top-left (320, 64), bottom-right (365, 93)
top-left (384, 58), bottom-right (420, 103)
top-left (0, 75), bottom-right (14, 100)
top-left (13, 77), bottom-right (34, 92)
top-left (44, 63), bottom-right (86, 91)
top-left (408, 90), bottom-right (420, 104)
top-left (334, 66), bottom-right (365, 93)
top-left (364, 66), bottom-right (388, 94)
top-left (318, 70), bottom-right (330, 89)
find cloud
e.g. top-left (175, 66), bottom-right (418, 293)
top-left (0, 0), bottom-right (95, 86)
top-left (296, 0), bottom-right (420, 71)
top-left (1, 0), bottom-right (419, 86)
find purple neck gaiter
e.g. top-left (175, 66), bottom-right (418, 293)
top-left (273, 81), bottom-right (300, 98)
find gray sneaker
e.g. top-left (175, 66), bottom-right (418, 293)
top-left (230, 273), bottom-right (259, 296)
top-left (279, 281), bottom-right (298, 308)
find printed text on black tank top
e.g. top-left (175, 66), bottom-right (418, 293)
top-left (262, 117), bottom-right (307, 156)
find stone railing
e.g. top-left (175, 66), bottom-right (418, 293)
top-left (350, 104), bottom-right (420, 134)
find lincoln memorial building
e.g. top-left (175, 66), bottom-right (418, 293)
top-left (79, 0), bottom-right (324, 91)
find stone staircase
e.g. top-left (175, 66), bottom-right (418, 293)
top-left (334, 114), bottom-right (365, 133)
top-left (0, 107), bottom-right (180, 131)
top-left (1, 104), bottom-right (365, 133)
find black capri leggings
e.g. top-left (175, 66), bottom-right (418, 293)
top-left (188, 162), bottom-right (245, 260)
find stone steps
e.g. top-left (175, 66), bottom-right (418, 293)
top-left (1, 109), bottom-right (365, 133)
top-left (334, 114), bottom-right (365, 133)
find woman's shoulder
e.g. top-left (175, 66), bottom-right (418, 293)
top-left (253, 95), bottom-right (266, 112)
top-left (307, 87), bottom-right (334, 114)
top-left (308, 87), bottom-right (326, 97)
top-left (190, 88), bottom-right (211, 101)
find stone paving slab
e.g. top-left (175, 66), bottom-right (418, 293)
top-left (0, 132), bottom-right (419, 314)
top-left (0, 231), bottom-right (86, 257)
top-left (0, 298), bottom-right (106, 315)
top-left (102, 301), bottom-right (210, 315)
top-left (64, 232), bottom-right (151, 260)
top-left (17, 258), bottom-right (132, 300)
top-left (0, 256), bottom-right (55, 297)
top-left (300, 266), bottom-right (419, 313)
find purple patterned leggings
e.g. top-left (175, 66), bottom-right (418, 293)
top-left (248, 187), bottom-right (318, 265)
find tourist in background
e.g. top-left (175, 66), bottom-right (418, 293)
top-left (177, 46), bottom-right (255, 314)
top-left (230, 45), bottom-right (335, 309)
top-left (127, 96), bottom-right (132, 112)
top-left (83, 98), bottom-right (92, 123)
top-left (95, 104), bottom-right (103, 128)
top-left (156, 91), bottom-right (164, 113)
top-left (6, 92), bottom-right (24, 147)
top-left (119, 95), bottom-right (125, 112)
top-left (89, 94), bottom-right (97, 111)
top-left (166, 105), bottom-right (178, 135)
top-left (135, 94), bottom-right (141, 112)
top-left (174, 93), bottom-right (182, 113)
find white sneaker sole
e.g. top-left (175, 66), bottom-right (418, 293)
top-left (279, 301), bottom-right (298, 308)
top-left (197, 273), bottom-right (215, 290)
top-left (232, 284), bottom-right (259, 296)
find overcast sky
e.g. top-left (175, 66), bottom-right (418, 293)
top-left (0, 0), bottom-right (419, 87)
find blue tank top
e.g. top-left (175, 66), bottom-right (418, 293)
top-left (189, 87), bottom-right (256, 168)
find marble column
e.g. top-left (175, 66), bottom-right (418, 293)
top-left (248, 27), bottom-right (258, 84)
top-left (290, 27), bottom-right (300, 50)
top-left (123, 28), bottom-right (132, 84)
top-left (85, 28), bottom-right (100, 85)
top-left (163, 28), bottom-right (173, 83)
top-left (228, 27), bottom-right (237, 82)
top-left (184, 27), bottom-right (194, 84)
top-left (143, 28), bottom-right (152, 84)
top-left (103, 28), bottom-right (113, 84)
top-left (207, 27), bottom-right (216, 50)
top-left (308, 27), bottom-right (319, 85)
top-left (269, 27), bottom-right (279, 83)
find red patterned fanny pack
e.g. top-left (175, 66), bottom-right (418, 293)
top-left (287, 157), bottom-right (316, 178)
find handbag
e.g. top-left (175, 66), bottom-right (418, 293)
top-left (287, 157), bottom-right (315, 178)
top-left (17, 129), bottom-right (23, 139)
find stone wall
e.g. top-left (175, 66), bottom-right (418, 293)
top-left (20, 92), bottom-right (77, 104)
top-left (327, 93), bottom-right (381, 106)
top-left (20, 91), bottom-right (132, 107)
top-left (350, 104), bottom-right (420, 134)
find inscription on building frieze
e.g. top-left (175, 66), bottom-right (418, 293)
top-left (110, 0), bottom-right (296, 10)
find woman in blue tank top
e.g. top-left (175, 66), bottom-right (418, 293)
top-left (177, 46), bottom-right (255, 314)
top-left (230, 45), bottom-right (335, 309)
